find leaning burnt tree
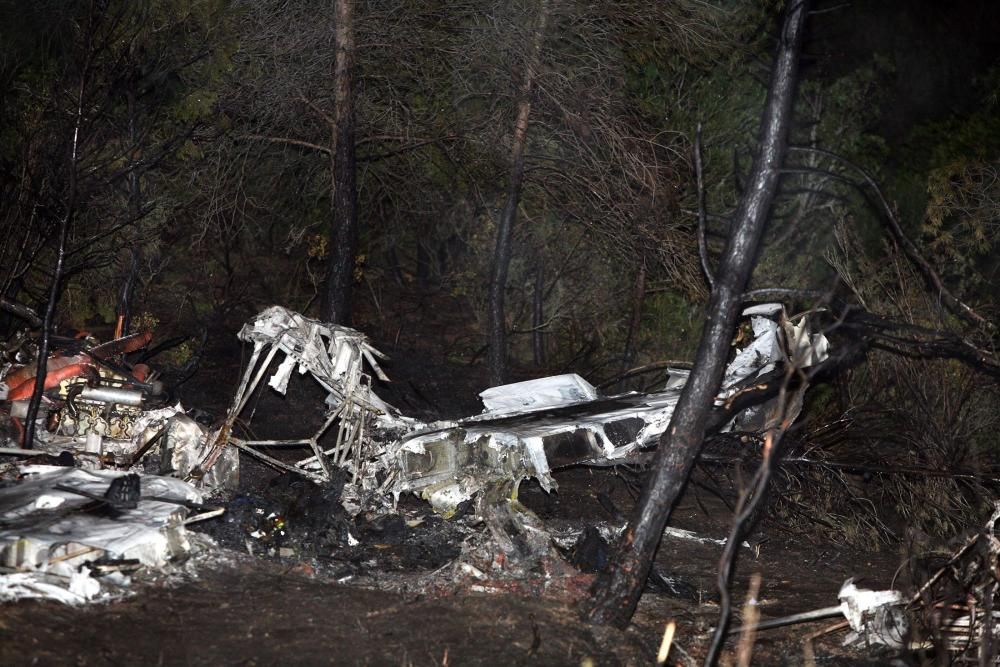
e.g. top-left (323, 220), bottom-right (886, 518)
top-left (487, 0), bottom-right (550, 387)
top-left (586, 0), bottom-right (811, 628)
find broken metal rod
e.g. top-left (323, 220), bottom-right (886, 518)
top-left (228, 438), bottom-right (326, 482)
top-left (726, 605), bottom-right (843, 635)
top-left (231, 438), bottom-right (316, 448)
top-left (0, 448), bottom-right (38, 456)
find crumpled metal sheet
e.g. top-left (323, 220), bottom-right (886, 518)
top-left (133, 406), bottom-right (239, 491)
top-left (390, 305), bottom-right (830, 516)
top-left (0, 465), bottom-right (204, 603)
top-left (237, 305), bottom-right (394, 415)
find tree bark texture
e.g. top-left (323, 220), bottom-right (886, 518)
top-left (323, 0), bottom-right (359, 325)
top-left (487, 0), bottom-right (549, 387)
top-left (586, 0), bottom-right (810, 629)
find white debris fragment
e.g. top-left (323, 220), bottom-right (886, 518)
top-left (663, 526), bottom-right (751, 548)
top-left (838, 579), bottom-right (908, 649)
top-left (0, 465), bottom-right (205, 604)
top-left (479, 374), bottom-right (598, 416)
top-left (0, 572), bottom-right (95, 604)
top-left (720, 309), bottom-right (784, 394)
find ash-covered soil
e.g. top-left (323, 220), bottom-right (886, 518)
top-left (0, 458), bottom-right (904, 666)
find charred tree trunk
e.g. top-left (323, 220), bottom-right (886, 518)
top-left (24, 13), bottom-right (94, 447)
top-left (487, 0), bottom-right (549, 387)
top-left (117, 85), bottom-right (142, 337)
top-left (586, 0), bottom-right (810, 630)
top-left (323, 0), bottom-right (358, 325)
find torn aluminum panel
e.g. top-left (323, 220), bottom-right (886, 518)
top-left (133, 406), bottom-right (239, 492)
top-left (479, 374), bottom-right (598, 416)
top-left (391, 305), bottom-right (830, 516)
top-left (200, 306), bottom-right (419, 490)
top-left (0, 465), bottom-right (204, 603)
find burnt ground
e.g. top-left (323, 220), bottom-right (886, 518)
top-left (0, 463), bottom-right (903, 666)
top-left (0, 296), bottom-right (911, 666)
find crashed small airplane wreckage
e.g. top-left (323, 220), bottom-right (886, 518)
top-left (0, 303), bottom-right (828, 602)
top-left (202, 304), bottom-right (830, 523)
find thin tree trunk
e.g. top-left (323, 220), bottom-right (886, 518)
top-left (620, 264), bottom-right (646, 378)
top-left (24, 9), bottom-right (94, 446)
top-left (586, 0), bottom-right (810, 630)
top-left (487, 0), bottom-right (549, 387)
top-left (323, 0), bottom-right (358, 325)
top-left (532, 264), bottom-right (545, 367)
top-left (117, 85), bottom-right (142, 337)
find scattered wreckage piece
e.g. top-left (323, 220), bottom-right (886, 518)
top-left (730, 507), bottom-right (1000, 657)
top-left (200, 306), bottom-right (419, 495)
top-left (0, 464), bottom-right (211, 603)
top-left (904, 501), bottom-right (1000, 659)
top-left (726, 579), bottom-right (908, 649)
top-left (0, 330), bottom-right (238, 492)
top-left (838, 579), bottom-right (908, 649)
top-left (390, 304), bottom-right (831, 518)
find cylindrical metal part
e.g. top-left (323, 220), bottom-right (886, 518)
top-left (85, 431), bottom-right (103, 454)
top-left (78, 386), bottom-right (144, 406)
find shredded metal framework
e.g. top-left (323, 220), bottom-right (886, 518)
top-left (203, 306), bottom-right (411, 487)
top-left (202, 304), bottom-right (831, 522)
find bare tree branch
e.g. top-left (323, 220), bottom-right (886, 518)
top-left (695, 123), bottom-right (716, 291)
top-left (789, 145), bottom-right (996, 332)
top-left (240, 133), bottom-right (332, 155)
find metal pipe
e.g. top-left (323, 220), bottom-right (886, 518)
top-left (77, 386), bottom-right (144, 406)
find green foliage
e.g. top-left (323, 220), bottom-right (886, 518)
top-left (641, 291), bottom-right (703, 362)
top-left (922, 158), bottom-right (1000, 297)
top-left (882, 66), bottom-right (1000, 236)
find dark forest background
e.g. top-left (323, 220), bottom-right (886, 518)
top-left (1, 0), bottom-right (999, 546)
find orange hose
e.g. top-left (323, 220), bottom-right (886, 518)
top-left (87, 330), bottom-right (153, 360)
top-left (6, 356), bottom-right (95, 401)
